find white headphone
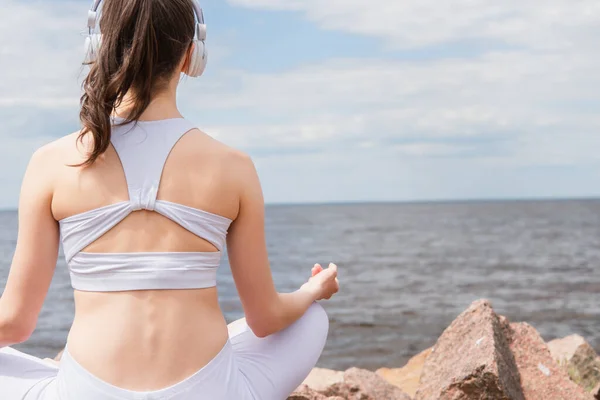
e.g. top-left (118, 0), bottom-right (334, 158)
top-left (83, 0), bottom-right (208, 77)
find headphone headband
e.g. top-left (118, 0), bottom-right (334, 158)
top-left (84, 0), bottom-right (207, 76)
top-left (90, 0), bottom-right (102, 11)
top-left (191, 1), bottom-right (204, 25)
top-left (87, 0), bottom-right (206, 41)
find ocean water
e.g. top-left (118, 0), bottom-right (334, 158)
top-left (1, 199), bottom-right (599, 370)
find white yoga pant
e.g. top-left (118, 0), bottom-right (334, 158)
top-left (0, 303), bottom-right (328, 400)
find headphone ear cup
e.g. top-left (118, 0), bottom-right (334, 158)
top-left (84, 34), bottom-right (102, 64)
top-left (186, 40), bottom-right (207, 77)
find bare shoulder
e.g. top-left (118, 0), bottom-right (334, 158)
top-left (182, 128), bottom-right (257, 178)
top-left (173, 128), bottom-right (259, 218)
top-left (19, 130), bottom-right (84, 208)
top-left (27, 130), bottom-right (84, 172)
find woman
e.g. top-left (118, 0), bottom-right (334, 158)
top-left (0, 0), bottom-right (339, 399)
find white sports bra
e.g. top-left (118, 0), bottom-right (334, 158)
top-left (58, 118), bottom-right (232, 292)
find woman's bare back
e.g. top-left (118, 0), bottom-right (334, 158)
top-left (47, 125), bottom-right (247, 390)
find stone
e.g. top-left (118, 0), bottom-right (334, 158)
top-left (415, 299), bottom-right (524, 400)
top-left (343, 367), bottom-right (412, 400)
top-left (288, 384), bottom-right (328, 400)
top-left (299, 366), bottom-right (411, 400)
top-left (548, 334), bottom-right (589, 362)
top-left (320, 382), bottom-right (373, 400)
top-left (377, 347), bottom-right (432, 397)
top-left (302, 368), bottom-right (344, 391)
top-left (547, 334), bottom-right (600, 393)
top-left (505, 322), bottom-right (594, 400)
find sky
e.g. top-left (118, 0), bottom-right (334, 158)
top-left (0, 0), bottom-right (599, 207)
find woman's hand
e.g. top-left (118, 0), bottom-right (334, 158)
top-left (301, 263), bottom-right (339, 301)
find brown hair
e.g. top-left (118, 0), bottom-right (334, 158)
top-left (78, 0), bottom-right (196, 166)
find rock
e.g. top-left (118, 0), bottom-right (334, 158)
top-left (288, 384), bottom-right (343, 400)
top-left (548, 334), bottom-right (590, 362)
top-left (343, 368), bottom-right (412, 400)
top-left (301, 367), bottom-right (411, 400)
top-left (302, 368), bottom-right (344, 391)
top-left (415, 299), bottom-right (524, 400)
top-left (320, 382), bottom-right (373, 400)
top-left (293, 299), bottom-right (600, 400)
top-left (377, 347), bottom-right (432, 397)
top-left (288, 385), bottom-right (328, 400)
top-left (505, 322), bottom-right (594, 400)
top-left (547, 334), bottom-right (600, 393)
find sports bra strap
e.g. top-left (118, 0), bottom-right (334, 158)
top-left (58, 117), bottom-right (233, 291)
top-left (110, 118), bottom-right (196, 211)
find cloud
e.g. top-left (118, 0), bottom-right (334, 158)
top-left (0, 0), bottom-right (598, 206)
top-left (0, 0), bottom-right (84, 109)
top-left (183, 48), bottom-right (600, 166)
top-left (0, 1), bottom-right (85, 207)
top-left (226, 0), bottom-right (600, 50)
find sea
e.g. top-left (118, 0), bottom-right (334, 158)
top-left (0, 199), bottom-right (598, 370)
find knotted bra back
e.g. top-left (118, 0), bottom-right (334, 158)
top-left (58, 118), bottom-right (232, 292)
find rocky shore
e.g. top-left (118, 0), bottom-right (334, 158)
top-left (290, 299), bottom-right (600, 400)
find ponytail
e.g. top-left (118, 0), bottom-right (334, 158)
top-left (77, 0), bottom-right (196, 166)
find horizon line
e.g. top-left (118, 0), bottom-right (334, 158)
top-left (265, 195), bottom-right (600, 207)
top-left (0, 195), bottom-right (598, 213)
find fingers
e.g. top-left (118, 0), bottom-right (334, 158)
top-left (324, 264), bottom-right (339, 294)
top-left (312, 263), bottom-right (336, 276)
top-left (324, 263), bottom-right (338, 279)
top-left (312, 263), bottom-right (340, 300)
top-left (312, 263), bottom-right (323, 277)
top-left (329, 265), bottom-right (339, 294)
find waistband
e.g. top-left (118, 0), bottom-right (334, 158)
top-left (56, 340), bottom-right (233, 400)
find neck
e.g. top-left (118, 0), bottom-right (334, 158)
top-left (115, 86), bottom-right (181, 121)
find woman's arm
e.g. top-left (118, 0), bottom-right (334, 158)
top-left (0, 147), bottom-right (59, 347)
top-left (226, 154), bottom-right (338, 338)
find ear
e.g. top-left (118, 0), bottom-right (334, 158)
top-left (181, 43), bottom-right (195, 74)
